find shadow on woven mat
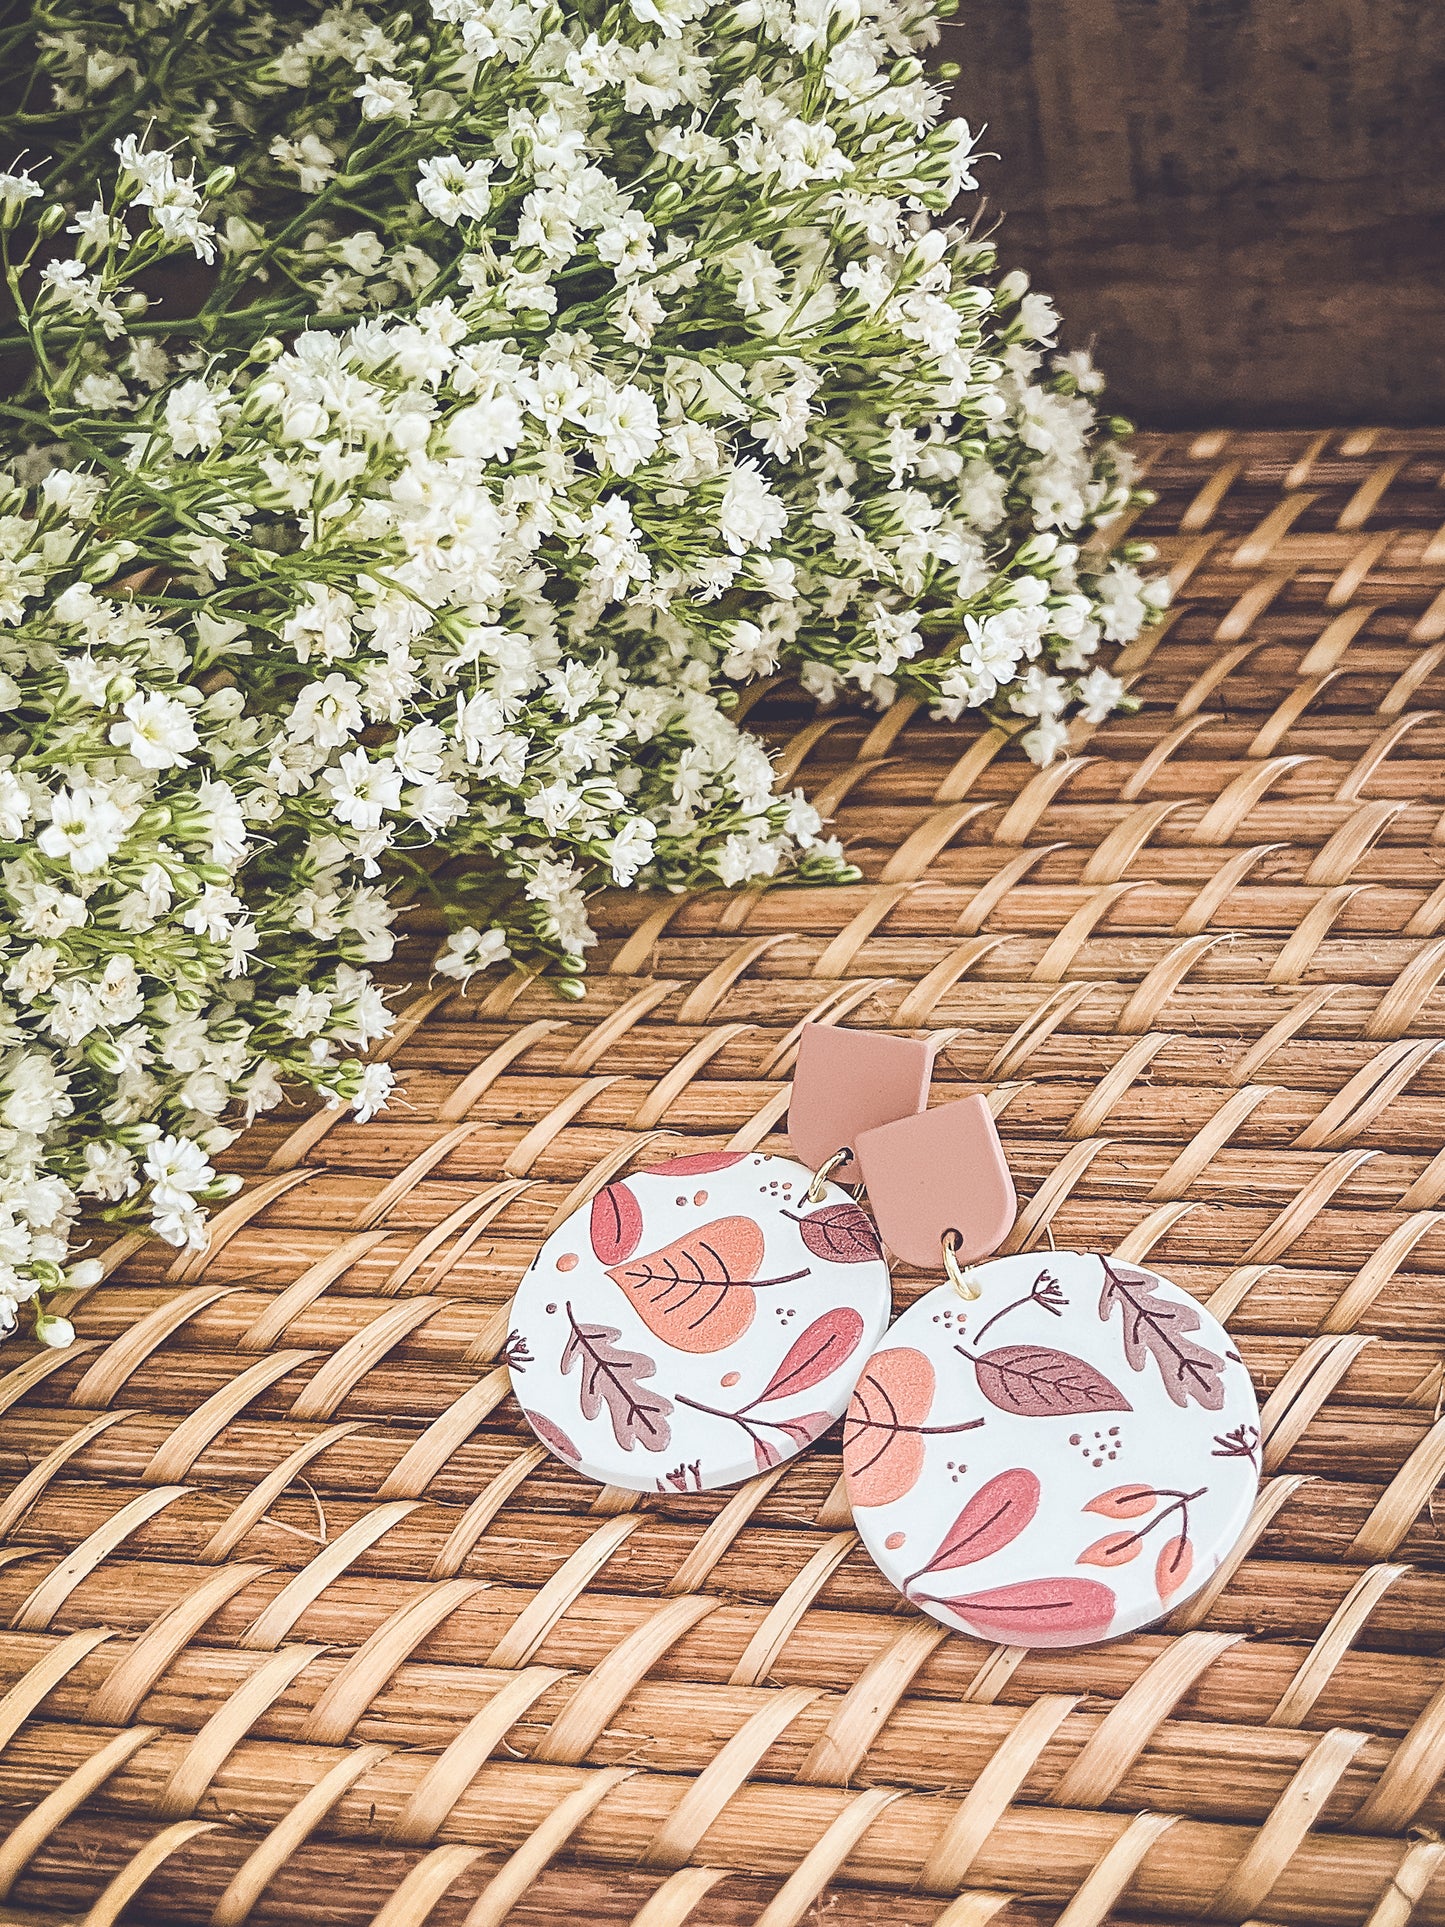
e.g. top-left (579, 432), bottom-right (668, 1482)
top-left (3, 426), bottom-right (1445, 1927)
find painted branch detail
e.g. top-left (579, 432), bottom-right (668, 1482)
top-left (679, 1308), bottom-right (863, 1471)
top-left (1098, 1258), bottom-right (1226, 1410)
top-left (1212, 1423), bottom-right (1261, 1465)
top-left (1077, 1483), bottom-right (1204, 1604)
top-left (560, 1306), bottom-right (673, 1453)
top-left (971, 1268), bottom-right (1068, 1343)
top-left (844, 1347), bottom-right (986, 1506)
top-left (605, 1216), bottom-right (810, 1352)
top-left (502, 1329), bottom-right (532, 1370)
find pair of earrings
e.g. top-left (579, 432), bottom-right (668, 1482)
top-left (507, 1025), bottom-right (1259, 1648)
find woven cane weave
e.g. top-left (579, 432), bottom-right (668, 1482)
top-left (2, 425), bottom-right (1445, 1927)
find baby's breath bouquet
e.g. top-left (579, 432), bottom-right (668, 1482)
top-left (0, 0), bottom-right (1164, 1337)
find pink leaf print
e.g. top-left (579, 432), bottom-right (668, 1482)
top-left (1098, 1259), bottom-right (1227, 1410)
top-left (590, 1180), bottom-right (643, 1265)
top-left (843, 1347), bottom-right (935, 1508)
top-left (752, 1308), bottom-right (864, 1406)
top-left (969, 1343), bottom-right (1132, 1419)
top-left (937, 1577), bottom-right (1118, 1644)
top-left (560, 1308), bottom-right (673, 1454)
top-left (640, 1150), bottom-right (749, 1176)
top-left (1077, 1530), bottom-right (1144, 1568)
top-left (783, 1201), bottom-right (883, 1264)
top-left (1083, 1484), bottom-right (1157, 1519)
top-left (906, 1468), bottom-right (1040, 1591)
top-left (1156, 1534), bottom-right (1194, 1602)
top-left (525, 1411), bottom-right (580, 1465)
top-left (752, 1410), bottom-right (834, 1472)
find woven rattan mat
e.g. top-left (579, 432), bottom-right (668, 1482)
top-left (3, 426), bottom-right (1445, 1927)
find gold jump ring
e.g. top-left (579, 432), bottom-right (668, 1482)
top-left (806, 1146), bottom-right (854, 1204)
top-left (942, 1230), bottom-right (983, 1300)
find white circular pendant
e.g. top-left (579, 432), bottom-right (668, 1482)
top-left (508, 1150), bottom-right (891, 1492)
top-left (845, 1251), bottom-right (1260, 1647)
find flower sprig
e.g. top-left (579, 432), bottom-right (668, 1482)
top-left (0, 0), bottom-right (1165, 1336)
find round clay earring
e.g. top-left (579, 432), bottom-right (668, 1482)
top-left (505, 1025), bottom-right (940, 1492)
top-left (842, 1097), bottom-right (1260, 1648)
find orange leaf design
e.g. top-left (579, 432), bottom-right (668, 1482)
top-left (1077, 1530), bottom-right (1143, 1568)
top-left (1156, 1534), bottom-right (1194, 1601)
top-left (607, 1216), bottom-right (803, 1353)
top-left (843, 1347), bottom-right (937, 1507)
top-left (1082, 1484), bottom-right (1157, 1520)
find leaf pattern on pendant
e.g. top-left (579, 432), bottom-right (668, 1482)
top-left (639, 1150), bottom-right (750, 1176)
top-left (1156, 1534), bottom-right (1194, 1601)
top-left (936, 1577), bottom-right (1118, 1640)
top-left (525, 1410), bottom-right (580, 1465)
top-left (844, 1347), bottom-right (986, 1507)
top-left (1077, 1530), bottom-right (1144, 1568)
top-left (752, 1308), bottom-right (864, 1405)
top-left (1098, 1258), bottom-right (1227, 1410)
top-left (606, 1216), bottom-right (810, 1353)
top-left (904, 1467), bottom-right (1040, 1593)
top-left (782, 1201), bottom-right (883, 1264)
top-left (1082, 1484), bottom-right (1157, 1519)
top-left (966, 1342), bottom-right (1132, 1418)
top-left (560, 1307), bottom-right (673, 1453)
top-left (752, 1410), bottom-right (835, 1472)
top-left (589, 1179), bottom-right (643, 1265)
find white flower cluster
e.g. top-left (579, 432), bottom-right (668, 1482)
top-left (2, 0), bottom-right (1164, 1335)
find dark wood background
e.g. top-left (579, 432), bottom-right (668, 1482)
top-left (943, 0), bottom-right (1445, 425)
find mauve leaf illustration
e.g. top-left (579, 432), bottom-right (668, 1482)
top-left (525, 1410), bottom-right (580, 1464)
top-left (560, 1309), bottom-right (673, 1453)
top-left (1083, 1484), bottom-right (1157, 1519)
top-left (843, 1347), bottom-right (936, 1508)
top-left (1077, 1529), bottom-right (1144, 1568)
top-left (640, 1150), bottom-right (749, 1176)
top-left (908, 1468), bottom-right (1040, 1588)
top-left (752, 1308), bottom-right (864, 1406)
top-left (774, 1409), bottom-right (835, 1449)
top-left (936, 1576), bottom-right (1118, 1641)
top-left (607, 1216), bottom-right (809, 1354)
top-left (590, 1180), bottom-right (643, 1265)
top-left (971, 1343), bottom-right (1132, 1419)
top-left (1098, 1259), bottom-right (1227, 1411)
top-left (753, 1410), bottom-right (834, 1473)
top-left (784, 1201), bottom-right (882, 1265)
top-left (1156, 1534), bottom-right (1194, 1601)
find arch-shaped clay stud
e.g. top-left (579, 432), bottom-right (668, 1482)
top-left (854, 1094), bottom-right (1017, 1269)
top-left (788, 1024), bottom-right (939, 1182)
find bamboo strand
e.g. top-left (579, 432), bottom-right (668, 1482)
top-left (0, 1634), bottom-right (1431, 1828)
top-left (0, 1813), bottom-right (1278, 1927)
top-left (0, 1727), bottom-right (1428, 1926)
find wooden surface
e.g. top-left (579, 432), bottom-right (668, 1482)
top-left (2, 427), bottom-right (1445, 1921)
top-left (944, 2), bottom-right (1445, 426)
